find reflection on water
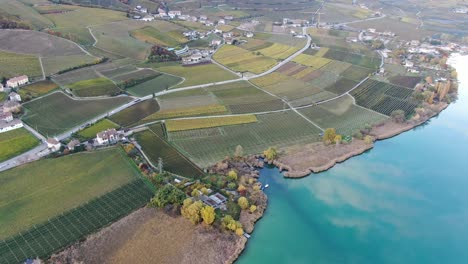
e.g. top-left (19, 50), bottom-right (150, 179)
top-left (237, 55), bottom-right (468, 264)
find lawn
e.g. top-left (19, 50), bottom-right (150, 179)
top-left (0, 128), bottom-right (39, 163)
top-left (135, 129), bottom-right (205, 178)
top-left (76, 119), bottom-right (119, 140)
top-left (22, 92), bottom-right (131, 136)
top-left (126, 74), bottom-right (183, 97)
top-left (166, 115), bottom-right (258, 132)
top-left (109, 99), bottom-right (160, 127)
top-left (18, 80), bottom-right (59, 100)
top-left (0, 50), bottom-right (42, 79)
top-left (152, 63), bottom-right (238, 88)
top-left (67, 77), bottom-right (121, 97)
top-left (0, 147), bottom-right (140, 239)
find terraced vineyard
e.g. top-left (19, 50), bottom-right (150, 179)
top-left (0, 180), bottom-right (154, 264)
top-left (169, 111), bottom-right (322, 167)
top-left (166, 115), bottom-right (258, 132)
top-left (350, 79), bottom-right (419, 116)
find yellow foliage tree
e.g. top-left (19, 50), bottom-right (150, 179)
top-left (323, 128), bottom-right (336, 144)
top-left (228, 170), bottom-right (238, 181)
top-left (263, 147), bottom-right (278, 160)
top-left (235, 228), bottom-right (244, 236)
top-left (364, 135), bottom-right (374, 145)
top-left (181, 199), bottom-right (203, 224)
top-left (334, 135), bottom-right (342, 144)
top-left (201, 206), bottom-right (215, 225)
top-left (200, 187), bottom-right (209, 195)
top-left (249, 205), bottom-right (257, 213)
top-left (238, 196), bottom-right (249, 210)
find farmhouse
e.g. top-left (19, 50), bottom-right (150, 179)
top-left (6, 75), bottom-right (28, 88)
top-left (200, 192), bottom-right (227, 209)
top-left (0, 119), bottom-right (23, 133)
top-left (168, 10), bottom-right (181, 18)
top-left (67, 139), bottom-right (81, 151)
top-left (211, 39), bottom-right (222, 46)
top-left (245, 32), bottom-right (254, 38)
top-left (47, 138), bottom-right (61, 151)
top-left (141, 15), bottom-right (154, 22)
top-left (224, 15), bottom-right (234, 20)
top-left (0, 83), bottom-right (4, 92)
top-left (2, 101), bottom-right (21, 113)
top-left (0, 112), bottom-right (13, 122)
top-left (9, 92), bottom-right (21, 102)
top-left (96, 128), bottom-right (118, 145)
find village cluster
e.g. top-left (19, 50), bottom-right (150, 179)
top-left (0, 75), bottom-right (28, 133)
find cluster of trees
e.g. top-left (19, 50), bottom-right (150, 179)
top-left (149, 184), bottom-right (186, 208)
top-left (322, 128), bottom-right (343, 145)
top-left (117, 74), bottom-right (160, 89)
top-left (56, 58), bottom-right (108, 74)
top-left (263, 147), bottom-right (278, 160)
top-left (181, 199), bottom-right (216, 225)
top-left (0, 20), bottom-right (30, 29)
top-left (148, 46), bottom-right (180, 62)
top-left (391, 109), bottom-right (406, 123)
top-left (222, 215), bottom-right (244, 236)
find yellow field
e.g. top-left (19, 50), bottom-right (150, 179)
top-left (292, 67), bottom-right (317, 79)
top-left (251, 72), bottom-right (290, 87)
top-left (166, 115), bottom-right (258, 132)
top-left (217, 25), bottom-right (235, 32)
top-left (314, 47), bottom-right (329, 57)
top-left (213, 45), bottom-right (277, 74)
top-left (257, 43), bottom-right (300, 60)
top-left (142, 104), bottom-right (228, 121)
top-left (293, 54), bottom-right (332, 68)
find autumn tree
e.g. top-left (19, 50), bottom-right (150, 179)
top-left (228, 170), bottom-right (238, 181)
top-left (323, 128), bottom-right (337, 145)
top-left (391, 110), bottom-right (406, 123)
top-left (263, 147), bottom-right (278, 160)
top-left (201, 206), bottom-right (215, 225)
top-left (364, 135), bottom-right (374, 145)
top-left (234, 145), bottom-right (244, 158)
top-left (222, 215), bottom-right (243, 232)
top-left (200, 187), bottom-right (209, 195)
top-left (238, 196), bottom-right (249, 210)
top-left (334, 135), bottom-right (342, 144)
top-left (249, 205), bottom-right (257, 213)
top-left (181, 200), bottom-right (203, 224)
top-left (235, 228), bottom-right (244, 236)
top-left (451, 70), bottom-right (458, 79)
top-left (191, 189), bottom-right (200, 198)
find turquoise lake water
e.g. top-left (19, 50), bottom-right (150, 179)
top-left (237, 55), bottom-right (468, 264)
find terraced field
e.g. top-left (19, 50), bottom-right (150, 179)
top-left (169, 111), bottom-right (322, 167)
top-left (350, 79), bottom-right (419, 116)
top-left (22, 92), bottom-right (131, 136)
top-left (299, 95), bottom-right (388, 135)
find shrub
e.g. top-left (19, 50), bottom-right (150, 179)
top-left (391, 109), bottom-right (406, 123)
top-left (238, 196), bottom-right (249, 210)
top-left (150, 184), bottom-right (186, 207)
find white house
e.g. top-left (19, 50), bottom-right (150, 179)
top-left (211, 39), bottom-right (222, 46)
top-left (9, 92), bottom-right (21, 102)
top-left (0, 119), bottom-right (23, 133)
top-left (96, 128), bottom-right (118, 145)
top-left (6, 75), bottom-right (28, 88)
top-left (140, 8), bottom-right (148, 13)
top-left (0, 83), bottom-right (4, 92)
top-left (199, 15), bottom-right (207, 21)
top-left (47, 138), bottom-right (61, 151)
top-left (245, 32), bottom-right (254, 38)
top-left (168, 10), bottom-right (181, 18)
top-left (218, 19), bottom-right (225, 25)
top-left (0, 112), bottom-right (13, 122)
top-left (141, 15), bottom-right (154, 22)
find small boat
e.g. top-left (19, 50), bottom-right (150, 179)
top-left (264, 184), bottom-right (269, 188)
top-left (244, 233), bottom-right (251, 239)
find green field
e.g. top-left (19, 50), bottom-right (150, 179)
top-left (169, 111), bottom-right (322, 167)
top-left (0, 0), bottom-right (53, 29)
top-left (135, 128), bottom-right (205, 178)
top-left (67, 77), bottom-right (121, 97)
top-left (109, 99), bottom-right (160, 127)
top-left (22, 92), bottom-right (131, 136)
top-left (0, 50), bottom-right (42, 79)
top-left (42, 54), bottom-right (99, 76)
top-left (76, 119), bottom-right (119, 140)
top-left (18, 80), bottom-right (59, 100)
top-left (151, 63), bottom-right (238, 88)
top-left (126, 74), bottom-right (183, 97)
top-left (0, 128), bottom-right (39, 163)
top-left (130, 26), bottom-right (186, 47)
top-left (0, 148), bottom-right (140, 239)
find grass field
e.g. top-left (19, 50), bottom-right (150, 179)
top-left (169, 111), bottom-right (322, 168)
top-left (140, 104), bottom-right (228, 124)
top-left (213, 45), bottom-right (277, 74)
top-left (256, 43), bottom-right (300, 60)
top-left (293, 54), bottom-right (332, 68)
top-left (135, 128), bottom-right (205, 178)
top-left (0, 148), bottom-right (140, 239)
top-left (67, 77), bottom-right (120, 97)
top-left (22, 92), bottom-right (131, 136)
top-left (130, 26), bottom-right (186, 47)
top-left (76, 119), bottom-right (119, 140)
top-left (0, 50), bottom-right (42, 79)
top-left (324, 49), bottom-right (380, 69)
top-left (166, 115), bottom-right (258, 132)
top-left (126, 74), bottom-right (183, 97)
top-left (42, 54), bottom-right (99, 75)
top-left (0, 0), bottom-right (53, 29)
top-left (109, 99), bottom-right (160, 127)
top-left (0, 128), bottom-right (39, 163)
top-left (151, 63), bottom-right (238, 88)
top-left (19, 80), bottom-right (59, 100)
top-left (52, 67), bottom-right (100, 86)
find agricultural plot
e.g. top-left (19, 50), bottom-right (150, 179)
top-left (0, 128), bottom-right (39, 163)
top-left (67, 77), bottom-right (120, 97)
top-left (0, 51), bottom-right (42, 79)
top-left (153, 63), bottom-right (238, 88)
top-left (324, 49), bottom-right (380, 69)
top-left (239, 39), bottom-right (273, 51)
top-left (299, 95), bottom-right (388, 135)
top-left (0, 0), bottom-right (53, 29)
top-left (43, 5), bottom-right (126, 45)
top-left (111, 69), bottom-right (158, 82)
top-left (0, 148), bottom-right (141, 240)
top-left (388, 75), bottom-right (422, 89)
top-left (320, 60), bottom-right (352, 75)
top-left (140, 104), bottom-right (228, 124)
top-left (136, 129), bottom-right (205, 178)
top-left (0, 30), bottom-right (86, 57)
top-left (213, 45), bottom-right (277, 74)
top-left (0, 179), bottom-right (153, 264)
top-left (126, 74), bottom-right (183, 97)
top-left (256, 43), bottom-right (300, 60)
top-left (341, 65), bottom-right (373, 81)
top-left (98, 65), bottom-right (138, 79)
top-left (76, 119), bottom-right (119, 140)
top-left (289, 90), bottom-right (337, 107)
top-left (265, 34), bottom-right (307, 48)
top-left (22, 92), bottom-right (131, 136)
top-left (41, 54), bottom-right (99, 76)
top-left (109, 99), bottom-right (160, 127)
top-left (52, 67), bottom-right (100, 86)
top-left (130, 26), bottom-right (186, 47)
top-left (19, 80), bottom-right (59, 100)
top-left (293, 54), bottom-right (332, 69)
top-left (350, 79), bottom-right (418, 116)
top-left (324, 78), bottom-right (359, 95)
top-left (166, 115), bottom-right (258, 132)
top-left (169, 111), bottom-right (323, 168)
